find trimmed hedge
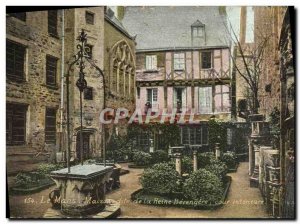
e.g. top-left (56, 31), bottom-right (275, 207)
top-left (132, 151), bottom-right (152, 166)
top-left (205, 159), bottom-right (228, 181)
top-left (183, 169), bottom-right (223, 204)
top-left (140, 163), bottom-right (181, 195)
top-left (131, 176), bottom-right (232, 210)
top-left (221, 151), bottom-right (238, 170)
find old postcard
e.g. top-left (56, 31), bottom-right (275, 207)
top-left (6, 6), bottom-right (295, 219)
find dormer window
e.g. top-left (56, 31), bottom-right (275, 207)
top-left (191, 20), bottom-right (206, 46)
top-left (192, 26), bottom-right (204, 37)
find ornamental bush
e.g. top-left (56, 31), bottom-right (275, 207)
top-left (205, 158), bottom-right (228, 180)
top-left (140, 163), bottom-right (181, 195)
top-left (132, 151), bottom-right (152, 166)
top-left (183, 169), bottom-right (223, 204)
top-left (37, 163), bottom-right (65, 177)
top-left (150, 150), bottom-right (169, 164)
top-left (15, 173), bottom-right (35, 186)
top-left (221, 151), bottom-right (238, 169)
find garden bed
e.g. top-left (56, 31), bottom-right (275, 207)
top-left (10, 177), bottom-right (55, 195)
top-left (131, 176), bottom-right (232, 210)
top-left (227, 163), bottom-right (240, 173)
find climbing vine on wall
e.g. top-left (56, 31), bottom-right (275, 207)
top-left (208, 119), bottom-right (228, 151)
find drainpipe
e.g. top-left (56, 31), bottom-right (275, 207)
top-left (60, 9), bottom-right (65, 157)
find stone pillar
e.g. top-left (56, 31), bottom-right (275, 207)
top-left (215, 143), bottom-right (220, 160)
top-left (248, 138), bottom-right (253, 175)
top-left (193, 151), bottom-right (198, 172)
top-left (254, 145), bottom-right (260, 167)
top-left (149, 139), bottom-right (154, 153)
top-left (175, 153), bottom-right (182, 176)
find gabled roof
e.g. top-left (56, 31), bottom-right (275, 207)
top-left (121, 6), bottom-right (230, 51)
top-left (191, 20), bottom-right (205, 27)
top-left (105, 8), bottom-right (135, 40)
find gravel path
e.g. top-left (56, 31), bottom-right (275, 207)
top-left (8, 162), bottom-right (270, 219)
top-left (107, 162), bottom-right (270, 218)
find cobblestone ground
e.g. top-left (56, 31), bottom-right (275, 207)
top-left (8, 162), bottom-right (270, 219)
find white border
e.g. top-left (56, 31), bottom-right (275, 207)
top-left (1, 2), bottom-right (299, 224)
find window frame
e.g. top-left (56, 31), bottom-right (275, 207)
top-left (6, 103), bottom-right (28, 146)
top-left (147, 88), bottom-right (158, 105)
top-left (180, 125), bottom-right (208, 145)
top-left (45, 107), bottom-right (57, 144)
top-left (48, 10), bottom-right (58, 37)
top-left (192, 26), bottom-right (204, 37)
top-left (145, 55), bottom-right (157, 70)
top-left (201, 51), bottom-right (212, 69)
top-left (85, 11), bottom-right (95, 25)
top-left (214, 85), bottom-right (231, 113)
top-left (199, 86), bottom-right (213, 114)
top-left (6, 39), bottom-right (27, 82)
top-left (173, 87), bottom-right (184, 108)
top-left (173, 52), bottom-right (185, 71)
top-left (46, 55), bottom-right (58, 87)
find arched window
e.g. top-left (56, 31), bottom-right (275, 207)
top-left (109, 40), bottom-right (135, 98)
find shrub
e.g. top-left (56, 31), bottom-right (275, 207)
top-left (37, 163), bottom-right (65, 177)
top-left (221, 151), bottom-right (238, 169)
top-left (140, 163), bottom-right (181, 195)
top-left (150, 150), bottom-right (169, 164)
top-left (197, 152), bottom-right (215, 168)
top-left (15, 173), bottom-right (35, 186)
top-left (183, 169), bottom-right (223, 204)
top-left (132, 151), bottom-right (152, 166)
top-left (205, 159), bottom-right (228, 180)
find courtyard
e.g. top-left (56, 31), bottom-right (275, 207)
top-left (8, 162), bottom-right (269, 219)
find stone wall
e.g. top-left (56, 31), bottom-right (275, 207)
top-left (64, 7), bottom-right (105, 159)
top-left (6, 7), bottom-right (136, 172)
top-left (103, 14), bottom-right (136, 137)
top-left (254, 7), bottom-right (286, 118)
top-left (6, 11), bottom-right (63, 172)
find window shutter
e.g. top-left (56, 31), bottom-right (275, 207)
top-left (152, 88), bottom-right (158, 102)
top-left (199, 87), bottom-right (212, 113)
top-left (152, 55), bottom-right (157, 69)
top-left (182, 88), bottom-right (187, 108)
top-left (146, 56), bottom-right (150, 70)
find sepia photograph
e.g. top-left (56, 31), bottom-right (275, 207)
top-left (5, 5), bottom-right (295, 219)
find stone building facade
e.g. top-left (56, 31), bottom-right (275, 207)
top-left (6, 10), bottom-right (63, 174)
top-left (250, 7), bottom-right (295, 218)
top-left (233, 6), bottom-right (295, 218)
top-left (6, 7), bottom-right (136, 173)
top-left (122, 6), bottom-right (233, 149)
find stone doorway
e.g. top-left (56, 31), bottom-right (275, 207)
top-left (76, 131), bottom-right (92, 161)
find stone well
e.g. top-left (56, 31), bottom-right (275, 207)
top-left (49, 164), bottom-right (114, 217)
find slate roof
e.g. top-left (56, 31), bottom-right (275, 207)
top-left (121, 6), bottom-right (230, 51)
top-left (105, 8), bottom-right (135, 40)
